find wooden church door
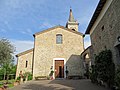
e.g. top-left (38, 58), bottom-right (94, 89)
top-left (55, 60), bottom-right (64, 78)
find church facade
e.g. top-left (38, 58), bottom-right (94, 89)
top-left (16, 9), bottom-right (84, 79)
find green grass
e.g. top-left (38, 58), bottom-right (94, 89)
top-left (0, 84), bottom-right (2, 87)
top-left (0, 79), bottom-right (15, 82)
top-left (8, 83), bottom-right (14, 88)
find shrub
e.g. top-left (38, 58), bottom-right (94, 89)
top-left (16, 76), bottom-right (20, 81)
top-left (91, 50), bottom-right (115, 87)
top-left (28, 73), bottom-right (33, 81)
top-left (49, 71), bottom-right (54, 76)
top-left (114, 66), bottom-right (120, 89)
top-left (90, 65), bottom-right (98, 83)
top-left (23, 72), bottom-right (33, 81)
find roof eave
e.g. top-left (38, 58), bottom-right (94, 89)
top-left (16, 48), bottom-right (33, 57)
top-left (85, 0), bottom-right (106, 34)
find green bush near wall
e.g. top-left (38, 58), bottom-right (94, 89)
top-left (27, 73), bottom-right (33, 81)
top-left (16, 76), bottom-right (20, 81)
top-left (90, 49), bottom-right (115, 87)
top-left (114, 66), bottom-right (120, 89)
top-left (23, 72), bottom-right (33, 81)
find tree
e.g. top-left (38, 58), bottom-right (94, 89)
top-left (0, 64), bottom-right (16, 80)
top-left (0, 38), bottom-right (15, 80)
top-left (10, 65), bottom-right (17, 75)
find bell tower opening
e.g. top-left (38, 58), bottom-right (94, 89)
top-left (72, 29), bottom-right (75, 31)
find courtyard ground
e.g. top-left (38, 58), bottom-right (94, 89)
top-left (8, 79), bottom-right (110, 90)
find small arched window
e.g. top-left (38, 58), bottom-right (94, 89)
top-left (56, 34), bottom-right (62, 44)
top-left (25, 60), bottom-right (28, 68)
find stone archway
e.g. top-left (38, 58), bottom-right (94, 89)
top-left (81, 46), bottom-right (93, 79)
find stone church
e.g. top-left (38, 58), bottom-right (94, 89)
top-left (16, 9), bottom-right (84, 79)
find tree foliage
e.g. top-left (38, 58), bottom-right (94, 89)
top-left (91, 49), bottom-right (115, 87)
top-left (0, 38), bottom-right (15, 80)
top-left (0, 38), bottom-right (15, 66)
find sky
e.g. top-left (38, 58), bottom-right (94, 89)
top-left (0, 0), bottom-right (99, 58)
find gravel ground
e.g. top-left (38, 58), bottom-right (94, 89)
top-left (8, 79), bottom-right (110, 90)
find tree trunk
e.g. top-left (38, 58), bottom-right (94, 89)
top-left (3, 68), bottom-right (6, 80)
top-left (6, 74), bottom-right (9, 83)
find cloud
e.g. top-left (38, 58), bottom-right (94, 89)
top-left (11, 39), bottom-right (34, 54)
top-left (10, 39), bottom-right (34, 64)
top-left (0, 29), bottom-right (7, 33)
top-left (39, 22), bottom-right (55, 29)
top-left (4, 21), bottom-right (13, 31)
top-left (20, 28), bottom-right (33, 36)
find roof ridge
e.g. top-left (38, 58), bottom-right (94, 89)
top-left (33, 25), bottom-right (83, 37)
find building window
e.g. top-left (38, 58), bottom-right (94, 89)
top-left (102, 25), bottom-right (104, 31)
top-left (99, 36), bottom-right (101, 40)
top-left (56, 34), bottom-right (62, 44)
top-left (25, 61), bottom-right (28, 68)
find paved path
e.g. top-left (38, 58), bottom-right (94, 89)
top-left (8, 79), bottom-right (110, 90)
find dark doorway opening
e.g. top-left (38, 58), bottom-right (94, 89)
top-left (59, 66), bottom-right (62, 78)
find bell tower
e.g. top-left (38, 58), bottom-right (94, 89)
top-left (66, 8), bottom-right (79, 32)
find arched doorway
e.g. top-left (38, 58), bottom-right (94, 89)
top-left (83, 53), bottom-right (91, 79)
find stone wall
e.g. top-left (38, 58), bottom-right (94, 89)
top-left (33, 27), bottom-right (84, 78)
top-left (16, 49), bottom-right (33, 78)
top-left (90, 0), bottom-right (120, 65)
